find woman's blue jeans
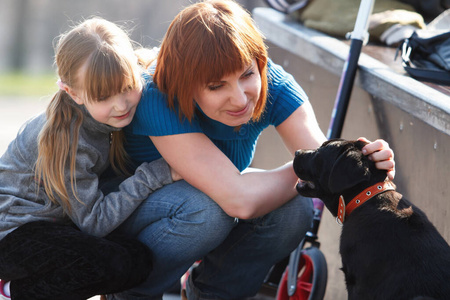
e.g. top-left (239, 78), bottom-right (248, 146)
top-left (109, 180), bottom-right (313, 300)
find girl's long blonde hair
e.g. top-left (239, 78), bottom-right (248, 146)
top-left (35, 18), bottom-right (153, 211)
top-left (154, 0), bottom-right (269, 122)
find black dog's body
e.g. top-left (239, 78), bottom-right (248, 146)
top-left (293, 139), bottom-right (450, 300)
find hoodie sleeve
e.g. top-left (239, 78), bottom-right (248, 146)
top-left (64, 157), bottom-right (173, 237)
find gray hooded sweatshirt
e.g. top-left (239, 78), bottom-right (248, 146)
top-left (0, 105), bottom-right (173, 240)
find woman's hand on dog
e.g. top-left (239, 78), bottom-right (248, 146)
top-left (358, 137), bottom-right (396, 180)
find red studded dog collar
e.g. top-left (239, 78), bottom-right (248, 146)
top-left (336, 181), bottom-right (395, 225)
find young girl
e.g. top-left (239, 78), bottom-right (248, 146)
top-left (108, 0), bottom-right (396, 299)
top-left (0, 18), bottom-right (177, 299)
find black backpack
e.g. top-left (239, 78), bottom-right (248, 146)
top-left (399, 30), bottom-right (450, 85)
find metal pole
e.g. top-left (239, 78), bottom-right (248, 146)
top-left (327, 0), bottom-right (375, 139)
top-left (285, 0), bottom-right (376, 297)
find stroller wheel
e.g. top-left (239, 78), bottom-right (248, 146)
top-left (276, 247), bottom-right (327, 300)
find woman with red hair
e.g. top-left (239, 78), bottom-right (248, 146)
top-left (108, 1), bottom-right (395, 299)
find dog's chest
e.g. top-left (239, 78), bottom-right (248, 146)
top-left (338, 199), bottom-right (450, 300)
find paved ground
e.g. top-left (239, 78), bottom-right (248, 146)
top-left (87, 293), bottom-right (179, 300)
top-left (0, 96), bottom-right (50, 155)
top-left (86, 294), bottom-right (179, 299)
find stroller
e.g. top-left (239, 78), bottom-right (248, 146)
top-left (262, 0), bottom-right (376, 299)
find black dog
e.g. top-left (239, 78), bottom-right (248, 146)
top-left (293, 139), bottom-right (450, 300)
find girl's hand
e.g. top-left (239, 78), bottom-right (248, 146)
top-left (170, 166), bottom-right (183, 182)
top-left (358, 137), bottom-right (396, 180)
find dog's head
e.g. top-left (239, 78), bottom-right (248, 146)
top-left (293, 139), bottom-right (388, 216)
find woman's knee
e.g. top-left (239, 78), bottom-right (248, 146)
top-left (283, 194), bottom-right (313, 227)
top-left (262, 195), bottom-right (314, 250)
top-left (159, 185), bottom-right (235, 251)
top-left (121, 181), bottom-right (235, 255)
top-left (183, 190), bottom-right (234, 236)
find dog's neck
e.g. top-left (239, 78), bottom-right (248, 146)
top-left (336, 180), bottom-right (396, 224)
top-left (340, 164), bottom-right (390, 201)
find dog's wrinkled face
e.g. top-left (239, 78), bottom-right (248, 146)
top-left (293, 139), bottom-right (386, 215)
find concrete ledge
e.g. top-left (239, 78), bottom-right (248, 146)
top-left (253, 7), bottom-right (450, 136)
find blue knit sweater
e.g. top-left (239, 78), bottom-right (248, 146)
top-left (125, 60), bottom-right (308, 171)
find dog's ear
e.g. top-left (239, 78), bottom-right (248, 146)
top-left (328, 147), bottom-right (370, 194)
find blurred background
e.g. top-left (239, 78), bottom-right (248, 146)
top-left (0, 0), bottom-right (266, 75)
top-left (0, 0), bottom-right (267, 153)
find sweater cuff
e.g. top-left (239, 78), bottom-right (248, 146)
top-left (137, 158), bottom-right (173, 186)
